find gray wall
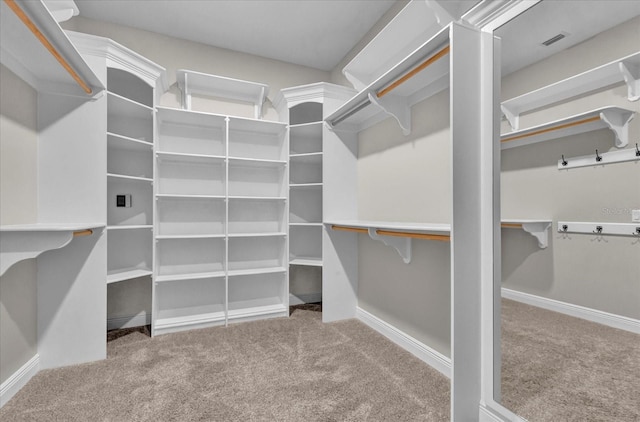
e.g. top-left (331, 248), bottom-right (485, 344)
top-left (500, 16), bottom-right (640, 318)
top-left (0, 65), bottom-right (38, 384)
top-left (354, 16), bottom-right (640, 361)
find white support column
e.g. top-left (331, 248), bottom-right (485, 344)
top-left (450, 23), bottom-right (498, 421)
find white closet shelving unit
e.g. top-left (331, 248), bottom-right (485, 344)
top-left (274, 83), bottom-right (356, 305)
top-left (154, 71), bottom-right (288, 335)
top-left (106, 69), bottom-right (156, 286)
top-left (68, 31), bottom-right (167, 336)
top-left (323, 16), bottom-right (498, 418)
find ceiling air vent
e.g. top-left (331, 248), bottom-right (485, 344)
top-left (542, 32), bottom-right (568, 47)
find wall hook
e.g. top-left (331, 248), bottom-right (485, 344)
top-left (635, 143), bottom-right (640, 157)
top-left (633, 227), bottom-right (640, 236)
top-left (593, 225), bottom-right (603, 234)
top-left (595, 149), bottom-right (602, 162)
top-left (561, 155), bottom-right (568, 166)
top-left (561, 224), bottom-right (568, 232)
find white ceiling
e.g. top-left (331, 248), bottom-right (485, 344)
top-left (496, 0), bottom-right (640, 75)
top-left (76, 0), bottom-right (396, 71)
top-left (75, 0), bottom-right (640, 76)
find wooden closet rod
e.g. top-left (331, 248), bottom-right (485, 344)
top-left (376, 45), bottom-right (450, 98)
top-left (73, 229), bottom-right (93, 237)
top-left (500, 223), bottom-right (523, 229)
top-left (501, 115), bottom-right (600, 143)
top-left (4, 0), bottom-right (93, 94)
top-left (331, 225), bottom-right (451, 242)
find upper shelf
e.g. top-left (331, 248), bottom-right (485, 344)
top-left (500, 106), bottom-right (635, 149)
top-left (501, 52), bottom-right (640, 131)
top-left (342, 0), bottom-right (453, 91)
top-left (0, 0), bottom-right (104, 98)
top-left (0, 223), bottom-right (104, 276)
top-left (177, 69), bottom-right (269, 119)
top-left (326, 25), bottom-right (451, 136)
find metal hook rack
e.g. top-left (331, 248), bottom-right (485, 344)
top-left (558, 221), bottom-right (640, 238)
top-left (557, 147), bottom-right (640, 170)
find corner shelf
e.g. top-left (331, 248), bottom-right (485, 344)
top-left (326, 25), bottom-right (451, 135)
top-left (177, 69), bottom-right (269, 118)
top-left (501, 51), bottom-right (640, 131)
top-left (107, 268), bottom-right (152, 284)
top-left (0, 0), bottom-right (104, 97)
top-left (0, 223), bottom-right (104, 276)
top-left (501, 220), bottom-right (552, 249)
top-left (500, 107), bottom-right (635, 149)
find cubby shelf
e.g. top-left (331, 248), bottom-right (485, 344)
top-left (326, 25), bottom-right (451, 135)
top-left (290, 152), bottom-right (323, 160)
top-left (500, 106), bottom-right (635, 149)
top-left (501, 51), bottom-right (640, 130)
top-left (154, 98), bottom-right (288, 334)
top-left (227, 304), bottom-right (288, 321)
top-left (290, 183), bottom-right (322, 188)
top-left (107, 268), bottom-right (152, 284)
top-left (290, 223), bottom-right (323, 227)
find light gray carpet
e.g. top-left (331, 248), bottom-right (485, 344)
top-left (0, 310), bottom-right (450, 421)
top-left (2, 301), bottom-right (639, 421)
top-left (501, 298), bottom-right (640, 422)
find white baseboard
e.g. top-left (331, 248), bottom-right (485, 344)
top-left (0, 354), bottom-right (39, 408)
top-left (289, 292), bottom-right (322, 306)
top-left (107, 312), bottom-right (151, 330)
top-left (502, 288), bottom-right (640, 335)
top-left (356, 307), bottom-right (451, 378)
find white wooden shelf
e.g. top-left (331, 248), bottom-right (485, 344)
top-left (156, 194), bottom-right (226, 200)
top-left (228, 156), bottom-right (287, 166)
top-left (501, 219), bottom-right (552, 249)
top-left (107, 132), bottom-right (153, 151)
top-left (501, 51), bottom-right (640, 130)
top-left (0, 223), bottom-right (104, 276)
top-left (155, 271), bottom-right (226, 283)
top-left (177, 69), bottom-right (269, 118)
top-left (227, 267), bottom-right (287, 277)
top-left (290, 183), bottom-right (322, 188)
top-left (228, 232), bottom-right (287, 238)
top-left (341, 0), bottom-right (453, 91)
top-left (501, 107), bottom-right (635, 149)
top-left (326, 25), bottom-right (451, 135)
top-left (154, 311), bottom-right (226, 333)
top-left (107, 268), bottom-right (152, 284)
top-left (558, 221), bottom-right (640, 237)
top-left (156, 234), bottom-right (226, 240)
top-left (107, 173), bottom-right (153, 183)
top-left (290, 152), bottom-right (323, 161)
top-left (156, 151), bottom-right (225, 162)
top-left (0, 0), bottom-right (104, 97)
top-left (290, 122), bottom-right (323, 129)
top-left (107, 225), bottom-right (152, 230)
top-left (290, 257), bottom-right (323, 267)
top-left (228, 196), bottom-right (287, 201)
top-left (107, 91), bottom-right (153, 120)
top-left (227, 304), bottom-right (288, 321)
top-left (326, 220), bottom-right (451, 264)
top-left (289, 123), bottom-right (323, 155)
top-left (290, 223), bottom-right (323, 227)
